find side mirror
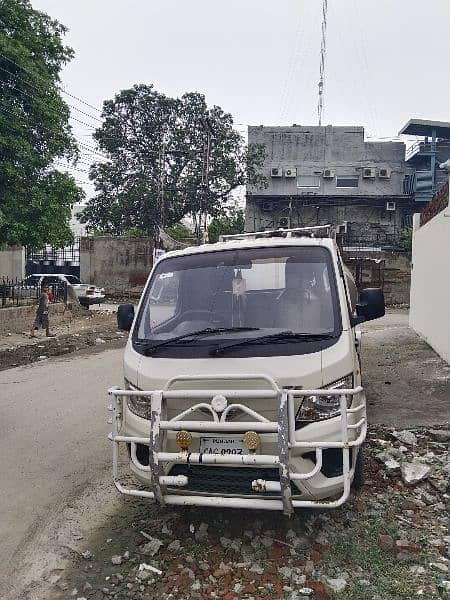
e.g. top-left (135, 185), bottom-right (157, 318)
top-left (352, 288), bottom-right (385, 326)
top-left (117, 303), bottom-right (135, 331)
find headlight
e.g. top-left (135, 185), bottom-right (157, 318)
top-left (125, 379), bottom-right (151, 420)
top-left (296, 374), bottom-right (354, 422)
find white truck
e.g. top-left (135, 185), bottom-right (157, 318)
top-left (110, 226), bottom-right (384, 514)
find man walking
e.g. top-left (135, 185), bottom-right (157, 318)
top-left (30, 283), bottom-right (55, 338)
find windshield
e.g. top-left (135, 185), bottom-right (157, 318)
top-left (65, 275), bottom-right (81, 284)
top-left (135, 246), bottom-right (340, 344)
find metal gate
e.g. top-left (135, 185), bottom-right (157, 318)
top-left (347, 258), bottom-right (385, 292)
top-left (25, 237), bottom-right (80, 278)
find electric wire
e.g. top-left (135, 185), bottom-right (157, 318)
top-left (0, 52), bottom-right (102, 114)
top-left (279, 6), bottom-right (305, 121)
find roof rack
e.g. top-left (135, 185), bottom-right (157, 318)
top-left (220, 224), bottom-right (335, 242)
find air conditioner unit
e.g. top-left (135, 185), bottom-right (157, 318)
top-left (378, 168), bottom-right (391, 179)
top-left (386, 201), bottom-right (396, 211)
top-left (336, 221), bottom-right (348, 234)
top-left (271, 167), bottom-right (283, 178)
top-left (323, 168), bottom-right (335, 179)
top-left (279, 217), bottom-right (289, 228)
top-left (261, 201), bottom-right (273, 212)
top-left (284, 167), bottom-right (297, 178)
top-left (362, 167), bottom-right (376, 178)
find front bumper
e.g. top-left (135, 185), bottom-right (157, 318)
top-left (108, 374), bottom-right (366, 515)
top-left (79, 294), bottom-right (106, 306)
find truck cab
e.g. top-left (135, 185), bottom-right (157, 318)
top-left (111, 226), bottom-right (384, 514)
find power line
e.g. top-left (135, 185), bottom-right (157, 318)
top-left (0, 71), bottom-right (102, 131)
top-left (279, 4), bottom-right (309, 121)
top-left (54, 162), bottom-right (89, 174)
top-left (0, 65), bottom-right (103, 125)
top-left (0, 53), bottom-right (102, 116)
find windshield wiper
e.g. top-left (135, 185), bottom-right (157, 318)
top-left (137, 326), bottom-right (260, 355)
top-left (211, 331), bottom-right (335, 356)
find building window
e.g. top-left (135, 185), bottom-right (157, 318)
top-left (336, 176), bottom-right (359, 188)
top-left (297, 175), bottom-right (320, 188)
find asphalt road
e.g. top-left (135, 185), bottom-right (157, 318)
top-left (0, 347), bottom-right (123, 588)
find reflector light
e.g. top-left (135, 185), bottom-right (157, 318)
top-left (175, 430), bottom-right (193, 451)
top-left (242, 431), bottom-right (261, 451)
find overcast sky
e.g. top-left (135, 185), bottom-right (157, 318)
top-left (32, 0), bottom-right (450, 197)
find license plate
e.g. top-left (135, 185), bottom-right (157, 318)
top-left (199, 436), bottom-right (247, 455)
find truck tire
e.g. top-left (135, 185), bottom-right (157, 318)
top-left (352, 445), bottom-right (365, 491)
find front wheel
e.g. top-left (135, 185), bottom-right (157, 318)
top-left (352, 445), bottom-right (365, 491)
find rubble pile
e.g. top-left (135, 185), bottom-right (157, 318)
top-left (53, 426), bottom-right (449, 600)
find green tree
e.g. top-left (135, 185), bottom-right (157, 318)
top-left (81, 85), bottom-right (265, 239)
top-left (165, 222), bottom-right (195, 241)
top-left (0, 0), bottom-right (84, 247)
top-left (207, 205), bottom-right (245, 243)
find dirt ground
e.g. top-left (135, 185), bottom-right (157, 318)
top-left (13, 426), bottom-right (449, 600)
top-left (360, 310), bottom-right (450, 426)
top-left (0, 308), bottom-right (126, 371)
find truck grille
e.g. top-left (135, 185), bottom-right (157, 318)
top-left (168, 465), bottom-right (297, 496)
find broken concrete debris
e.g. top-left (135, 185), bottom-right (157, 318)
top-left (139, 536), bottom-right (163, 556)
top-left (401, 461), bottom-right (431, 485)
top-left (50, 425), bottom-right (447, 599)
top-left (392, 429), bottom-right (418, 446)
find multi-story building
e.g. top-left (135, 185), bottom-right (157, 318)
top-left (245, 124), bottom-right (421, 250)
top-left (400, 119), bottom-right (450, 203)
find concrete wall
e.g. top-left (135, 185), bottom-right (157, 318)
top-left (0, 303), bottom-right (73, 335)
top-left (245, 196), bottom-right (413, 244)
top-left (0, 246), bottom-right (25, 279)
top-left (344, 251), bottom-right (411, 305)
top-left (409, 200), bottom-right (450, 363)
top-left (70, 204), bottom-right (87, 237)
top-left (248, 125), bottom-right (408, 198)
top-left (80, 236), bottom-right (154, 292)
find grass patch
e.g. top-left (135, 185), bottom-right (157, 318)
top-left (324, 516), bottom-right (430, 599)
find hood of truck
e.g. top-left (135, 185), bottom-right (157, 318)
top-left (123, 333), bottom-right (354, 423)
top-left (124, 330), bottom-right (354, 392)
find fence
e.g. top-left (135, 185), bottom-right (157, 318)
top-left (0, 277), bottom-right (67, 308)
top-left (25, 237), bottom-right (80, 264)
top-left (341, 232), bottom-right (409, 252)
top-left (25, 237), bottom-right (81, 278)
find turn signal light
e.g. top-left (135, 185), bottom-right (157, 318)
top-left (175, 430), bottom-right (193, 451)
top-left (243, 431), bottom-right (261, 452)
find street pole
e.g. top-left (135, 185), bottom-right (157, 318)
top-left (159, 128), bottom-right (166, 234)
top-left (197, 117), bottom-right (214, 245)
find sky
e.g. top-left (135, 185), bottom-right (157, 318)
top-left (31, 0), bottom-right (450, 199)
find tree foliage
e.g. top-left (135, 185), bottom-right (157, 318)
top-left (81, 85), bottom-right (265, 238)
top-left (0, 0), bottom-right (84, 247)
top-left (207, 205), bottom-right (245, 243)
top-left (165, 222), bottom-right (194, 241)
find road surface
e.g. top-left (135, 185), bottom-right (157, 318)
top-left (0, 347), bottom-right (123, 590)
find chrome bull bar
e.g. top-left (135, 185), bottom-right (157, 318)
top-left (108, 374), bottom-right (366, 515)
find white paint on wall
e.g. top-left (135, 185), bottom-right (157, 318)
top-left (0, 246), bottom-right (25, 279)
top-left (70, 204), bottom-right (87, 237)
top-left (409, 197), bottom-right (450, 364)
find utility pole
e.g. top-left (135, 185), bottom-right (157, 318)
top-left (197, 117), bottom-right (214, 245)
top-left (158, 127), bottom-right (166, 230)
top-left (317, 0), bottom-right (328, 126)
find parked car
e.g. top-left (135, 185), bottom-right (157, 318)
top-left (111, 225), bottom-right (385, 514)
top-left (25, 274), bottom-right (105, 307)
